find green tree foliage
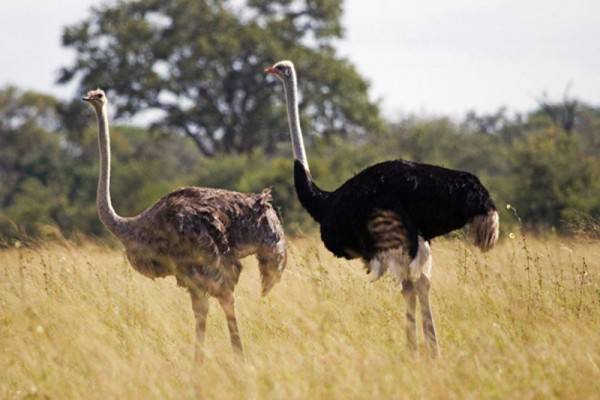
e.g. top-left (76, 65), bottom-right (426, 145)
top-left (58, 0), bottom-right (382, 156)
top-left (1, 86), bottom-right (599, 244)
top-left (510, 131), bottom-right (600, 230)
top-left (0, 87), bottom-right (198, 243)
top-left (0, 87), bottom-right (66, 239)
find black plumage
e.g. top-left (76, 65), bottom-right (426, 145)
top-left (294, 158), bottom-right (497, 262)
top-left (267, 59), bottom-right (499, 357)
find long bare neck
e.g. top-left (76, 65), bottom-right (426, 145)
top-left (283, 72), bottom-right (310, 172)
top-left (94, 105), bottom-right (131, 240)
top-left (281, 71), bottom-right (331, 221)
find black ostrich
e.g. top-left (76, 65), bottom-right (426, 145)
top-left (265, 61), bottom-right (499, 356)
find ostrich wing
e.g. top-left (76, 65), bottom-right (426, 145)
top-left (174, 208), bottom-right (231, 256)
top-left (139, 188), bottom-right (233, 263)
top-left (318, 159), bottom-right (496, 255)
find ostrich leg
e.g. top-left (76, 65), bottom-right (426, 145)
top-left (190, 288), bottom-right (210, 364)
top-left (401, 280), bottom-right (418, 352)
top-left (416, 275), bottom-right (439, 357)
top-left (218, 292), bottom-right (244, 359)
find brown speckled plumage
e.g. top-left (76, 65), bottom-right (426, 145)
top-left (83, 89), bottom-right (286, 363)
top-left (124, 187), bottom-right (285, 296)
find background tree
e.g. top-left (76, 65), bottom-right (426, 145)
top-left (535, 92), bottom-right (579, 134)
top-left (509, 131), bottom-right (600, 229)
top-left (59, 0), bottom-right (383, 156)
top-left (1, 83), bottom-right (600, 243)
top-left (0, 86), bottom-right (199, 242)
top-left (0, 87), bottom-right (69, 238)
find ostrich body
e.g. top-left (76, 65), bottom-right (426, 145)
top-left (266, 61), bottom-right (499, 356)
top-left (83, 89), bottom-right (286, 363)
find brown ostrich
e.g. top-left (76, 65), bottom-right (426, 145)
top-left (82, 89), bottom-right (286, 363)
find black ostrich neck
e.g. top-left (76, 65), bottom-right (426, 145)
top-left (293, 160), bottom-right (330, 223)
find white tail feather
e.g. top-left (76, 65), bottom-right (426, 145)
top-left (469, 210), bottom-right (499, 252)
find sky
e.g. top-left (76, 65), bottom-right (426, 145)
top-left (1, 0), bottom-right (599, 119)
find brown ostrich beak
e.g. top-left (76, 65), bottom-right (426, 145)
top-left (264, 67), bottom-right (278, 75)
top-left (81, 95), bottom-right (91, 102)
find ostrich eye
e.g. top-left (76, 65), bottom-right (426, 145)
top-left (278, 67), bottom-right (290, 77)
top-left (98, 93), bottom-right (104, 98)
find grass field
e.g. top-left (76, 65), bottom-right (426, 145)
top-left (1, 234), bottom-right (599, 399)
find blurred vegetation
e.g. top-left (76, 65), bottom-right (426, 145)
top-left (1, 0), bottom-right (599, 244)
top-left (58, 0), bottom-right (382, 156)
top-left (1, 84), bottom-right (599, 245)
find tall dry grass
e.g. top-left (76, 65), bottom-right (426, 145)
top-left (1, 235), bottom-right (599, 399)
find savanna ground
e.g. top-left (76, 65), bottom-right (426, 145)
top-left (1, 234), bottom-right (599, 399)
